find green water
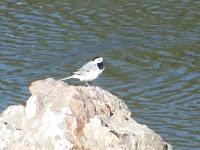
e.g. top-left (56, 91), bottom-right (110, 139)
top-left (0, 1), bottom-right (200, 149)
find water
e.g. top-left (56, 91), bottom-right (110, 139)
top-left (0, 0), bottom-right (200, 149)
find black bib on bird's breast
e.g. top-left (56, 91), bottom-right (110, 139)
top-left (97, 62), bottom-right (104, 70)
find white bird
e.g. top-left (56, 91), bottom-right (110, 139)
top-left (59, 57), bottom-right (104, 86)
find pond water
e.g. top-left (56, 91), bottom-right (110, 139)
top-left (0, 1), bottom-right (200, 149)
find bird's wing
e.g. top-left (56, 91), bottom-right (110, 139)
top-left (73, 61), bottom-right (96, 75)
top-left (73, 69), bottom-right (89, 75)
top-left (80, 61), bottom-right (95, 70)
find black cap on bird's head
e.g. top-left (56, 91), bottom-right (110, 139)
top-left (92, 56), bottom-right (101, 61)
top-left (91, 56), bottom-right (104, 70)
top-left (92, 56), bottom-right (103, 63)
top-left (91, 57), bottom-right (104, 70)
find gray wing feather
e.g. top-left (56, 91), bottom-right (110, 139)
top-left (73, 61), bottom-right (97, 75)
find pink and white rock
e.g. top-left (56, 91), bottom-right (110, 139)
top-left (0, 78), bottom-right (172, 150)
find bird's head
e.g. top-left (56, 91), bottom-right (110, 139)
top-left (92, 56), bottom-right (103, 63)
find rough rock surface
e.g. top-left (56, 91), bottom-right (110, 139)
top-left (0, 78), bottom-right (172, 150)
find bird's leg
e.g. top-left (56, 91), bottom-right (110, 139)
top-left (89, 81), bottom-right (96, 90)
top-left (89, 81), bottom-right (97, 91)
top-left (85, 82), bottom-right (90, 86)
top-left (88, 81), bottom-right (93, 85)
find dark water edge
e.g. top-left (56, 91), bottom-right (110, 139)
top-left (0, 1), bottom-right (200, 149)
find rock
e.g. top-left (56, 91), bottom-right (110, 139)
top-left (0, 78), bottom-right (172, 150)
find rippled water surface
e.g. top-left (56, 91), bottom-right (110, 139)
top-left (0, 1), bottom-right (200, 149)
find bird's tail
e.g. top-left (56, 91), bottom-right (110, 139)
top-left (59, 75), bottom-right (74, 81)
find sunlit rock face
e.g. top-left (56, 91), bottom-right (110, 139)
top-left (0, 78), bottom-right (172, 150)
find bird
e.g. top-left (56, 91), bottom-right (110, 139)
top-left (59, 57), bottom-right (104, 86)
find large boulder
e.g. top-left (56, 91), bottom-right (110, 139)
top-left (0, 78), bottom-right (172, 150)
